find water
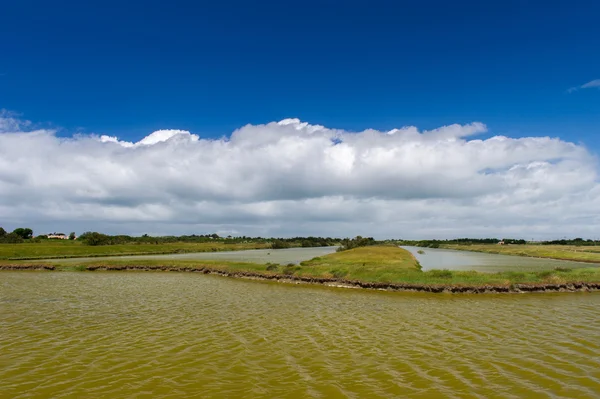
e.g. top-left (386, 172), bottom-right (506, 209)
top-left (402, 246), bottom-right (599, 273)
top-left (43, 246), bottom-right (338, 265)
top-left (1, 272), bottom-right (600, 398)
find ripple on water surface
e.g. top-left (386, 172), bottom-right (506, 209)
top-left (1, 272), bottom-right (600, 398)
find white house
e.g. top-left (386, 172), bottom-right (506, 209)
top-left (47, 233), bottom-right (69, 239)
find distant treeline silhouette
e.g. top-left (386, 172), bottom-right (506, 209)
top-left (399, 238), bottom-right (600, 247)
top-left (76, 232), bottom-right (346, 247)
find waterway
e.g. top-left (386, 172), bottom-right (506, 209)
top-left (401, 246), bottom-right (598, 273)
top-left (1, 272), bottom-right (599, 398)
top-left (43, 246), bottom-right (338, 265)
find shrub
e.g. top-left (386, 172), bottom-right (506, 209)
top-left (281, 265), bottom-right (300, 275)
top-left (537, 270), bottom-right (554, 279)
top-left (427, 269), bottom-right (453, 279)
top-left (554, 267), bottom-right (572, 272)
top-left (266, 263), bottom-right (279, 271)
top-left (271, 240), bottom-right (291, 249)
top-left (78, 232), bottom-right (112, 246)
top-left (330, 269), bottom-right (348, 279)
top-left (12, 228), bottom-right (33, 240)
top-left (337, 236), bottom-right (378, 251)
top-left (0, 232), bottom-right (24, 243)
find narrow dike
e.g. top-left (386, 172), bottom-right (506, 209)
top-left (2, 264), bottom-right (600, 294)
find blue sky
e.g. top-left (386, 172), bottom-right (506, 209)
top-left (1, 0), bottom-right (599, 146)
top-left (1, 0), bottom-right (600, 238)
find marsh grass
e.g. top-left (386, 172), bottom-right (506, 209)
top-left (0, 240), bottom-right (271, 260)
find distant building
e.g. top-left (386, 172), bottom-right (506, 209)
top-left (498, 240), bottom-right (505, 245)
top-left (47, 233), bottom-right (69, 240)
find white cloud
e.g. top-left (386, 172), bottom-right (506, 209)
top-left (0, 114), bottom-right (599, 239)
top-left (567, 79), bottom-right (600, 93)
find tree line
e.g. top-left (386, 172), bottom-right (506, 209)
top-left (398, 238), bottom-right (600, 247)
top-left (2, 226), bottom-right (599, 247)
top-left (0, 227), bottom-right (33, 243)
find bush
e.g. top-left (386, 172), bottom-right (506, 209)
top-left (271, 240), bottom-right (291, 249)
top-left (537, 270), bottom-right (554, 279)
top-left (12, 228), bottom-right (33, 240)
top-left (265, 263), bottom-right (279, 271)
top-left (0, 232), bottom-right (24, 243)
top-left (330, 269), bottom-right (348, 279)
top-left (78, 232), bottom-right (112, 246)
top-left (281, 265), bottom-right (300, 275)
top-left (554, 267), bottom-right (572, 272)
top-left (337, 236), bottom-right (378, 251)
top-left (427, 269), bottom-right (453, 279)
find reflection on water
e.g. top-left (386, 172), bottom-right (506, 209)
top-left (1, 272), bottom-right (600, 398)
top-left (401, 245), bottom-right (600, 273)
top-left (44, 246), bottom-right (338, 265)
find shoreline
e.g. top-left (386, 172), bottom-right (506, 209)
top-left (3, 264), bottom-right (600, 294)
top-left (439, 245), bottom-right (600, 264)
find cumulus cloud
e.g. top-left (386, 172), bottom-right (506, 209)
top-left (0, 114), bottom-right (599, 239)
top-left (567, 79), bottom-right (600, 93)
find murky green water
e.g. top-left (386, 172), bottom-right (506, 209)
top-left (402, 246), bottom-right (599, 273)
top-left (2, 272), bottom-right (600, 398)
top-left (43, 246), bottom-right (338, 265)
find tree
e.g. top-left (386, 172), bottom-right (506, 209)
top-left (12, 228), bottom-right (33, 240)
top-left (78, 231), bottom-right (111, 246)
top-left (68, 232), bottom-right (76, 240)
top-left (0, 227), bottom-right (6, 237)
top-left (271, 239), bottom-right (291, 249)
top-left (1, 232), bottom-right (24, 243)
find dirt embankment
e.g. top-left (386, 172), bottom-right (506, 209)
top-left (0, 265), bottom-right (55, 271)
top-left (3, 263), bottom-right (600, 294)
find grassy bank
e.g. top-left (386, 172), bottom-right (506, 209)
top-left (4, 245), bottom-right (600, 292)
top-left (441, 244), bottom-right (600, 263)
top-left (0, 240), bottom-right (270, 260)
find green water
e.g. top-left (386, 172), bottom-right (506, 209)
top-left (2, 272), bottom-right (600, 398)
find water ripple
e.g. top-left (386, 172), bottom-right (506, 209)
top-left (1, 272), bottom-right (600, 398)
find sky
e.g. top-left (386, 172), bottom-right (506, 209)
top-left (1, 0), bottom-right (599, 239)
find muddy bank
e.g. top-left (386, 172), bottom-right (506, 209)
top-left (3, 263), bottom-right (600, 294)
top-left (0, 264), bottom-right (56, 271)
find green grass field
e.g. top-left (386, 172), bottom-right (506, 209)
top-left (0, 240), bottom-right (270, 260)
top-left (441, 244), bottom-right (600, 263)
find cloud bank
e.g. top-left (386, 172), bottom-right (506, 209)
top-left (568, 79), bottom-right (600, 93)
top-left (0, 113), bottom-right (599, 239)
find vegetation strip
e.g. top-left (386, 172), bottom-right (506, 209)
top-left (2, 263), bottom-right (600, 293)
top-left (3, 243), bottom-right (600, 294)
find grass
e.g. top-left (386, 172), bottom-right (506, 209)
top-left (441, 244), bottom-right (600, 263)
top-left (3, 244), bottom-right (600, 290)
top-left (0, 240), bottom-right (270, 260)
top-left (297, 245), bottom-right (419, 281)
